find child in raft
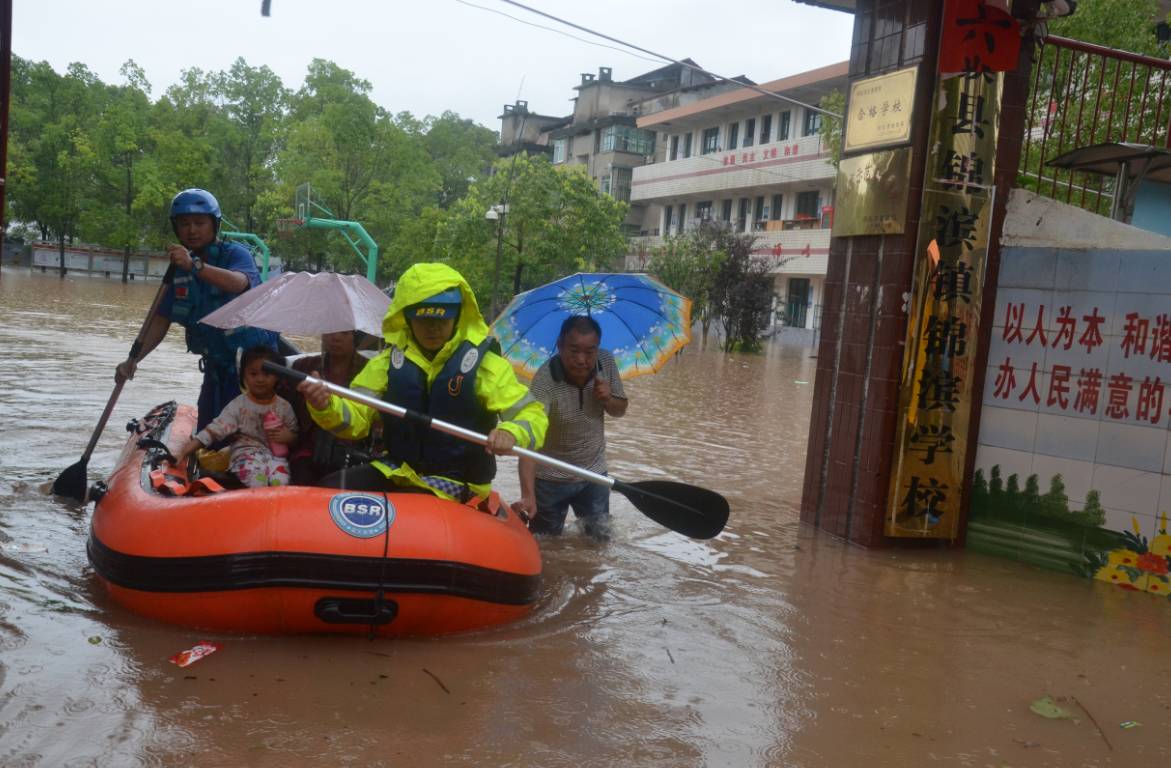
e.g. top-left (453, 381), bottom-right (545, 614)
top-left (173, 346), bottom-right (298, 487)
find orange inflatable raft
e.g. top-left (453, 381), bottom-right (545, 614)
top-left (87, 401), bottom-right (541, 636)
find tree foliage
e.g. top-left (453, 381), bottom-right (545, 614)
top-left (1019, 0), bottom-right (1171, 209)
top-left (971, 466), bottom-right (1109, 530)
top-left (1048, 0), bottom-right (1169, 56)
top-left (4, 55), bottom-right (502, 287)
top-left (648, 223), bottom-right (725, 339)
top-left (435, 153), bottom-right (629, 314)
top-left (650, 222), bottom-right (777, 351)
top-left (817, 89), bottom-right (846, 170)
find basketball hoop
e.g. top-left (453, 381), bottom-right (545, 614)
top-left (276, 218), bottom-right (304, 239)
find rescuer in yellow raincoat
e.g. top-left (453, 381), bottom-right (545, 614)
top-left (298, 263), bottom-right (547, 501)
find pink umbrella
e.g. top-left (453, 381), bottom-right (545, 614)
top-left (200, 271), bottom-right (389, 336)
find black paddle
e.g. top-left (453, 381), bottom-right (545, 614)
top-left (52, 265), bottom-right (176, 501)
top-left (264, 362), bottom-right (729, 539)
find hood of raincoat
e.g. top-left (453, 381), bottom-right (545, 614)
top-left (383, 263), bottom-right (490, 353)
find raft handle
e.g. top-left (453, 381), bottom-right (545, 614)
top-left (136, 437), bottom-right (178, 468)
top-left (314, 597), bottom-right (399, 626)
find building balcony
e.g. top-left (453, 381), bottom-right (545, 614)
top-left (627, 225), bottom-right (830, 276)
top-left (631, 134), bottom-right (833, 202)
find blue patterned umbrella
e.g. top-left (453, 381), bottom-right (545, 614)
top-left (491, 273), bottom-right (692, 380)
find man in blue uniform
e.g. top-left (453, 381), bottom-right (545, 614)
top-left (115, 188), bottom-right (275, 430)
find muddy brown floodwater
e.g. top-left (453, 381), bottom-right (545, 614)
top-left (1, 268), bottom-right (1169, 767)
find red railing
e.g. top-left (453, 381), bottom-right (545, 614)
top-left (1019, 35), bottom-right (1171, 215)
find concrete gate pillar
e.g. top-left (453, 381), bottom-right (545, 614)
top-left (800, 0), bottom-right (1042, 546)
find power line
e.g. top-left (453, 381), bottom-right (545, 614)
top-left (491, 0), bottom-right (843, 119)
top-left (453, 0), bottom-right (664, 66)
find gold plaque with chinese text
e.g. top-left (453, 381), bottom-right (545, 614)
top-left (831, 148), bottom-right (912, 237)
top-left (886, 66), bottom-right (1005, 539)
top-left (843, 66), bottom-right (918, 154)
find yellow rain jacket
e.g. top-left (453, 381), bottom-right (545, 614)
top-left (307, 263), bottom-right (547, 500)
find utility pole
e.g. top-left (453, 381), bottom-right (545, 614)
top-left (0, 0), bottom-right (12, 283)
top-left (488, 203), bottom-right (506, 319)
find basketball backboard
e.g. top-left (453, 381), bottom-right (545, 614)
top-left (295, 183), bottom-right (313, 224)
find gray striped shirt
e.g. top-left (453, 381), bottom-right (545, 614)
top-left (530, 348), bottom-right (626, 481)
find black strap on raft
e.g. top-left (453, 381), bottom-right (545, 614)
top-left (369, 490), bottom-right (393, 641)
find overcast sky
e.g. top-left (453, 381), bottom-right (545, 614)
top-left (13, 0), bottom-right (854, 130)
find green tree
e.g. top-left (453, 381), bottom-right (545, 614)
top-left (708, 226), bottom-right (777, 351)
top-left (145, 67), bottom-right (229, 245)
top-left (817, 89), bottom-right (845, 169)
top-left (648, 223), bottom-right (726, 340)
top-left (38, 64), bottom-right (102, 274)
top-left (436, 153), bottom-right (628, 313)
top-left (86, 61), bottom-right (154, 282)
top-left (988, 465), bottom-right (1004, 505)
top-left (421, 111), bottom-right (499, 208)
top-left (1080, 489), bottom-right (1106, 527)
top-left (6, 57), bottom-right (57, 239)
top-left (1019, 0), bottom-right (1170, 208)
top-left (1040, 474), bottom-right (1070, 520)
top-left (1023, 473), bottom-right (1042, 511)
top-left (216, 59), bottom-right (289, 233)
top-left (1004, 473), bottom-right (1022, 519)
top-left (1005, 474), bottom-right (1020, 496)
top-left (1049, 0), bottom-right (1168, 55)
top-left (277, 60), bottom-right (440, 279)
top-left (970, 468), bottom-right (989, 518)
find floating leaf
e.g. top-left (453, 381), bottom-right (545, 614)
top-left (1030, 695), bottom-right (1072, 719)
top-left (87, 636), bottom-right (102, 645)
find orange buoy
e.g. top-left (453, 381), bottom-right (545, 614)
top-left (88, 402), bottom-right (541, 636)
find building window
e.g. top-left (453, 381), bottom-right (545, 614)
top-left (670, 135), bottom-right (679, 161)
top-left (728, 122), bottom-right (739, 150)
top-left (682, 132), bottom-right (692, 158)
top-left (600, 125), bottom-right (655, 154)
top-left (664, 205), bottom-right (673, 234)
top-left (760, 114), bottom-right (772, 144)
top-left (803, 110), bottom-right (822, 137)
top-left (721, 199), bottom-right (733, 222)
top-left (678, 203), bottom-right (687, 231)
top-left (701, 127), bottom-right (720, 154)
top-left (611, 167), bottom-right (632, 203)
top-left (770, 193), bottom-right (783, 220)
top-left (552, 139), bottom-right (567, 164)
top-left (796, 190), bottom-right (820, 219)
top-left (696, 200), bottom-right (713, 220)
top-left (778, 111), bottom-right (791, 141)
top-left (600, 175), bottom-right (611, 195)
top-left (737, 198), bottom-right (749, 231)
top-left (754, 196), bottom-right (765, 229)
top-left (743, 118), bottom-right (756, 147)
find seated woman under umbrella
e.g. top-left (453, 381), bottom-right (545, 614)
top-left (197, 270), bottom-right (392, 487)
top-left (278, 330), bottom-right (379, 485)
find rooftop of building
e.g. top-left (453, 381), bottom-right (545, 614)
top-left (574, 59), bottom-right (718, 93)
top-left (636, 61), bottom-right (849, 132)
top-left (498, 100), bottom-right (571, 124)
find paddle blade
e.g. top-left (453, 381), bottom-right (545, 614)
top-left (51, 460), bottom-right (89, 502)
top-left (614, 479), bottom-right (729, 539)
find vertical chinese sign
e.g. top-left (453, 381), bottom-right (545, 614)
top-left (886, 0), bottom-right (1019, 538)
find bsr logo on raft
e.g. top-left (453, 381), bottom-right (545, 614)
top-left (329, 493), bottom-right (395, 538)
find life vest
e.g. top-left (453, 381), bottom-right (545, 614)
top-left (170, 241), bottom-right (277, 369)
top-left (382, 337), bottom-right (499, 485)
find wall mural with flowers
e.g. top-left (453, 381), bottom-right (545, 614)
top-left (971, 244), bottom-right (1171, 601)
top-left (968, 466), bottom-right (1171, 598)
